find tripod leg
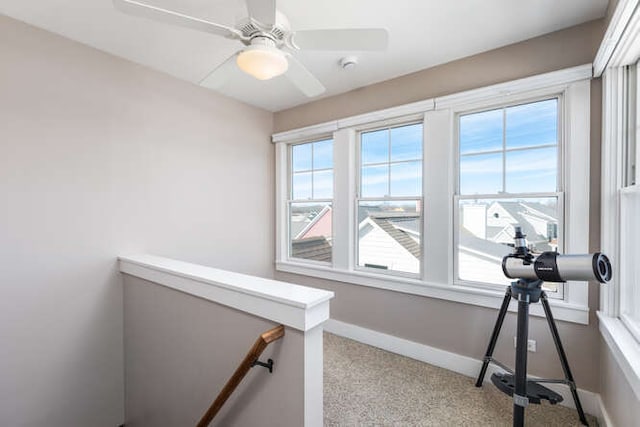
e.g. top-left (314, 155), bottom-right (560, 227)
top-left (540, 292), bottom-right (589, 426)
top-left (476, 286), bottom-right (512, 387)
top-left (513, 295), bottom-right (530, 427)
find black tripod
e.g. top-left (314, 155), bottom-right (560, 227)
top-left (475, 278), bottom-right (588, 427)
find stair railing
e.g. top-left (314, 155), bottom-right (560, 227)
top-left (196, 324), bottom-right (285, 427)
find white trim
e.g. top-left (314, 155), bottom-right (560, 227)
top-left (272, 121), bottom-right (338, 144)
top-left (336, 98), bottom-right (435, 129)
top-left (276, 143), bottom-right (288, 262)
top-left (423, 109), bottom-right (454, 285)
top-left (324, 319), bottom-right (602, 418)
top-left (594, 0), bottom-right (640, 76)
top-left (119, 254), bottom-right (334, 331)
top-left (598, 311), bottom-right (640, 400)
top-left (435, 64), bottom-right (592, 109)
top-left (600, 68), bottom-right (626, 317)
top-left (278, 260), bottom-right (589, 324)
top-left (304, 325), bottom-right (324, 427)
top-left (331, 128), bottom-right (356, 271)
top-left (563, 79), bottom-right (592, 309)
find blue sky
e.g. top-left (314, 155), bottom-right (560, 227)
top-left (292, 139), bottom-right (334, 199)
top-left (291, 99), bottom-right (558, 200)
top-left (361, 123), bottom-right (423, 197)
top-left (459, 98), bottom-right (558, 195)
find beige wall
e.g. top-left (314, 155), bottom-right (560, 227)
top-left (274, 19), bottom-right (606, 394)
top-left (124, 275), bottom-right (304, 427)
top-left (0, 15), bottom-right (273, 426)
top-left (275, 19), bottom-right (604, 132)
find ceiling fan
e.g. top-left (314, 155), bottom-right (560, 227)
top-left (113, 0), bottom-right (389, 97)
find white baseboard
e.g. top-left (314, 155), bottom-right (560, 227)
top-left (324, 318), bottom-right (604, 421)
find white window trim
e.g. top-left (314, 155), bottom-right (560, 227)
top-left (355, 120), bottom-right (424, 278)
top-left (598, 0), bottom-right (640, 400)
top-left (451, 94), bottom-right (565, 299)
top-left (274, 64), bottom-right (593, 325)
top-left (286, 138), bottom-right (334, 263)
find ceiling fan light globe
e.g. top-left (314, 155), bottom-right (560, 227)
top-left (236, 46), bottom-right (288, 80)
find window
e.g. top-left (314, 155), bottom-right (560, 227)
top-left (619, 61), bottom-right (640, 342)
top-left (288, 139), bottom-right (333, 263)
top-left (597, 1), bottom-right (640, 396)
top-left (357, 123), bottom-right (423, 275)
top-left (455, 99), bottom-right (562, 295)
top-left (274, 65), bottom-right (591, 324)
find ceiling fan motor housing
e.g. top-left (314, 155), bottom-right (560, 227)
top-left (236, 11), bottom-right (290, 48)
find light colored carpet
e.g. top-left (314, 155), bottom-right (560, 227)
top-left (324, 333), bottom-right (597, 427)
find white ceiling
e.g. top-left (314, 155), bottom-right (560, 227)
top-left (0, 0), bottom-right (608, 111)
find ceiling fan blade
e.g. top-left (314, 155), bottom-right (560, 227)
top-left (293, 28), bottom-right (388, 51)
top-left (246, 0), bottom-right (277, 27)
top-left (199, 52), bottom-right (239, 89)
top-left (113, 0), bottom-right (242, 40)
top-left (285, 55), bottom-right (326, 98)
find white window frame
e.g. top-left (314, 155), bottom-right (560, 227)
top-left (285, 136), bottom-right (335, 266)
top-left (274, 64), bottom-right (592, 325)
top-left (452, 95), bottom-right (565, 298)
top-left (355, 119), bottom-right (424, 278)
top-left (595, 0), bottom-right (640, 400)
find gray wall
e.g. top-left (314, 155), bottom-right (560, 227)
top-left (124, 275), bottom-right (304, 427)
top-left (0, 15), bottom-right (273, 426)
top-left (274, 19), bottom-right (606, 393)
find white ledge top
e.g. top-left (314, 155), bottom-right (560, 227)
top-left (119, 254), bottom-right (334, 331)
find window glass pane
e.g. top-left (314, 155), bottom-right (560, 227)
top-left (361, 164), bottom-right (389, 198)
top-left (390, 161), bottom-right (421, 197)
top-left (457, 197), bottom-right (560, 293)
top-left (313, 170), bottom-right (333, 199)
top-left (459, 108), bottom-right (503, 155)
top-left (292, 143), bottom-right (312, 172)
top-left (290, 202), bottom-right (332, 263)
top-left (460, 152), bottom-right (502, 195)
top-left (292, 172), bottom-right (312, 199)
top-left (358, 200), bottom-right (421, 274)
top-left (391, 123), bottom-right (422, 161)
top-left (313, 139), bottom-right (333, 169)
top-left (361, 129), bottom-right (389, 164)
top-left (506, 99), bottom-right (558, 149)
top-left (620, 190), bottom-right (640, 337)
top-left (505, 146), bottom-right (557, 193)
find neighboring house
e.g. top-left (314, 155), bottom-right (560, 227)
top-left (463, 200), bottom-right (558, 251)
top-left (459, 200), bottom-right (559, 285)
top-left (294, 205), bottom-right (332, 240)
top-left (458, 228), bottom-right (512, 285)
top-left (291, 206), bottom-right (333, 262)
top-left (357, 211), bottom-right (421, 273)
top-left (291, 236), bottom-right (332, 262)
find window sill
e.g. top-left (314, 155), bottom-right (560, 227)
top-left (597, 312), bottom-right (640, 399)
top-left (276, 260), bottom-right (589, 324)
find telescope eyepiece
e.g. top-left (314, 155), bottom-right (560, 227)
top-left (593, 252), bottom-right (612, 283)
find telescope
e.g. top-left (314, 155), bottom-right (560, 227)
top-left (476, 226), bottom-right (612, 427)
top-left (501, 226), bottom-right (612, 283)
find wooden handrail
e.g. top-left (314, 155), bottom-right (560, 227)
top-left (196, 325), bottom-right (285, 427)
